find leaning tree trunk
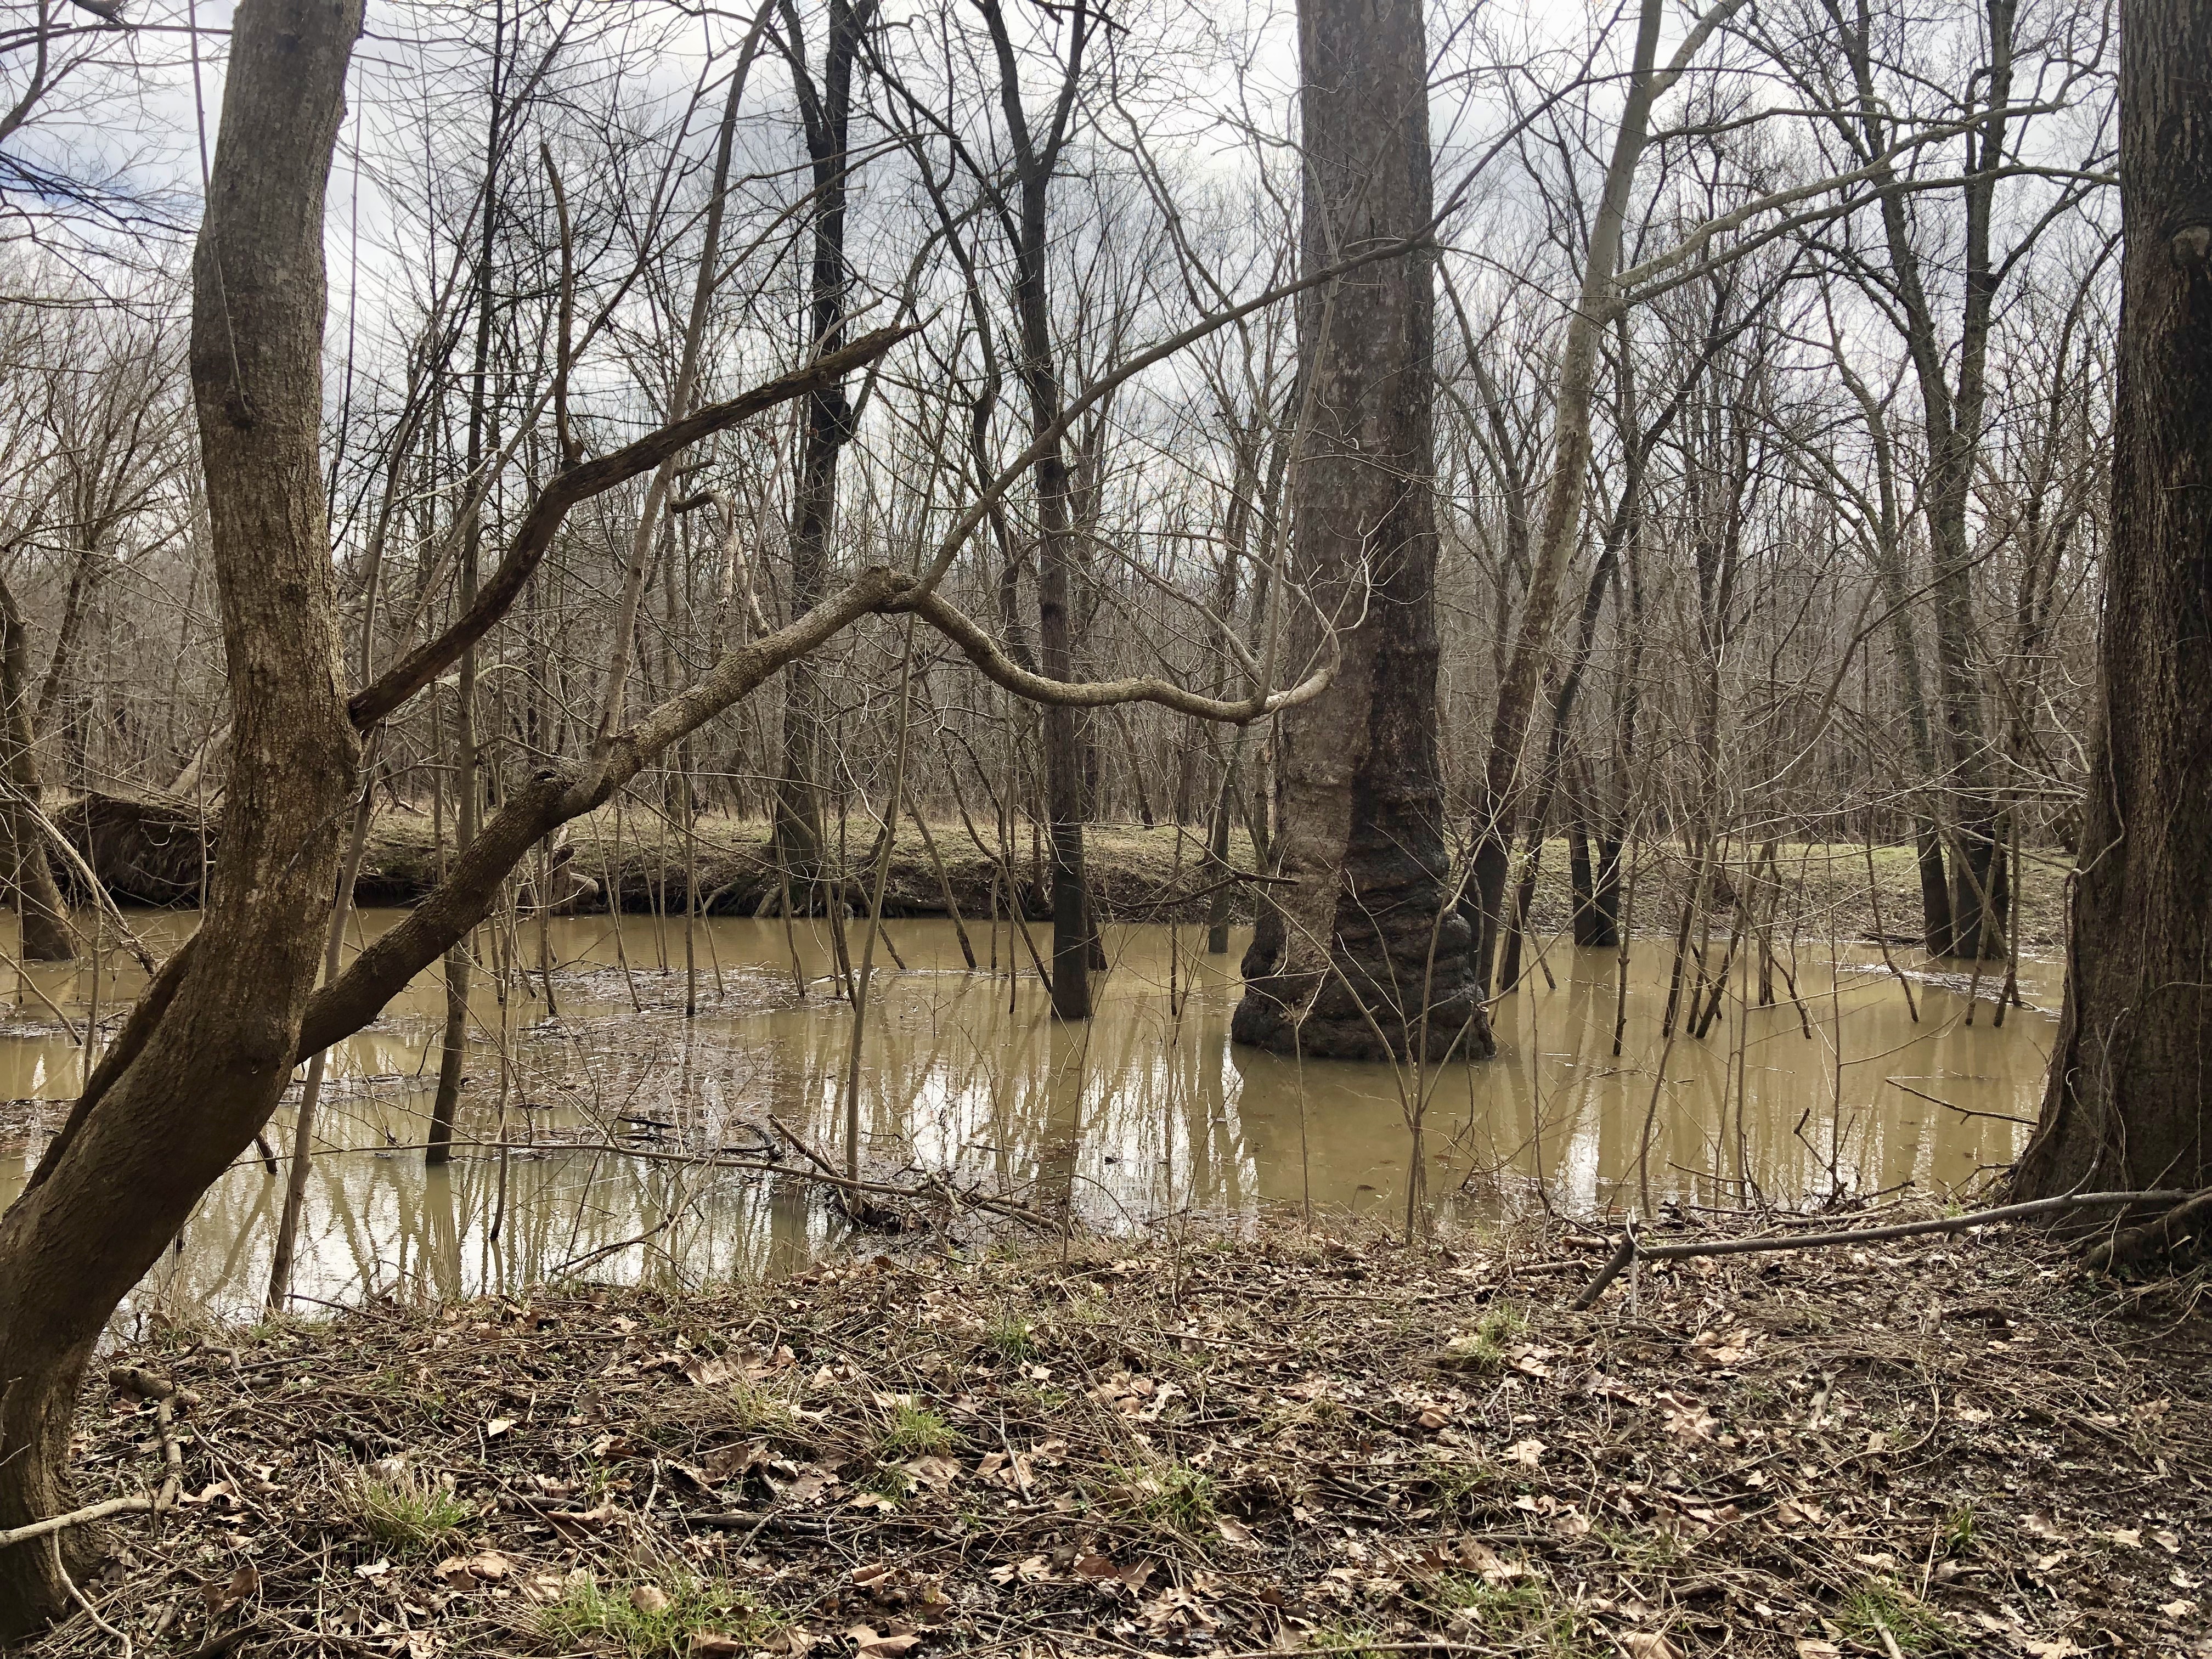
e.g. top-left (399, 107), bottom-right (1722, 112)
top-left (0, 574), bottom-right (72, 960)
top-left (0, 1), bottom-right (363, 1633)
top-left (1232, 0), bottom-right (1485, 1061)
top-left (1464, 0), bottom-right (1670, 996)
top-left (2013, 0), bottom-right (2210, 1204)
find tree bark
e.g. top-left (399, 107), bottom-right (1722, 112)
top-left (0, 574), bottom-right (71, 960)
top-left (768, 0), bottom-right (870, 902)
top-left (1232, 0), bottom-right (1485, 1060)
top-left (2013, 0), bottom-right (2211, 1204)
top-left (0, 1), bottom-right (363, 1633)
top-left (969, 0), bottom-right (1096, 1019)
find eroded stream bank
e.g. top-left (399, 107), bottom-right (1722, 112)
top-left (21, 1220), bottom-right (2210, 1659)
top-left (3, 913), bottom-right (2058, 1327)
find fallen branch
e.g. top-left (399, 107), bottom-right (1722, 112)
top-left (1570, 1189), bottom-right (2193, 1310)
top-left (2081, 1184), bottom-right (2212, 1273)
top-left (216, 1129), bottom-right (1057, 1233)
top-left (0, 1369), bottom-right (206, 1550)
top-left (0, 1494), bottom-right (154, 1552)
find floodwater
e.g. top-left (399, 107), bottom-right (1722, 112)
top-left (0, 909), bottom-right (2057, 1327)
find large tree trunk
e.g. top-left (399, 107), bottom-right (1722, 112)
top-left (0, 1), bottom-right (363, 1633)
top-left (0, 574), bottom-right (72, 960)
top-left (1232, 0), bottom-right (1485, 1061)
top-left (2013, 0), bottom-right (2210, 1203)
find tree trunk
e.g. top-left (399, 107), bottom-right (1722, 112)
top-left (2013, 0), bottom-right (2210, 1201)
top-left (767, 0), bottom-right (868, 903)
top-left (0, 575), bottom-right (71, 960)
top-left (430, 16), bottom-right (505, 1166)
top-left (970, 0), bottom-right (1096, 1019)
top-left (0, 2), bottom-right (363, 1632)
top-left (1464, 0), bottom-right (1672, 996)
top-left (1232, 0), bottom-right (1485, 1061)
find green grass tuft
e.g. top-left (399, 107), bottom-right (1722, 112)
top-left (1442, 1301), bottom-right (1530, 1372)
top-left (536, 1576), bottom-right (777, 1659)
top-left (1838, 1579), bottom-right (1955, 1656)
top-left (873, 1401), bottom-right (958, 1461)
top-left (344, 1464), bottom-right (474, 1554)
top-left (1434, 1577), bottom-right (1598, 1656)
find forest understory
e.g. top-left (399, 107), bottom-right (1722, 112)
top-left (22, 1216), bottom-right (2209, 1659)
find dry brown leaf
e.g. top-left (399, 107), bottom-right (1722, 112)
top-left (1621, 1634), bottom-right (1684, 1659)
top-left (845, 1624), bottom-right (921, 1657)
top-left (434, 1553), bottom-right (511, 1587)
top-left (684, 1355), bottom-right (739, 1388)
top-left (631, 1585), bottom-right (672, 1615)
top-left (1504, 1437), bottom-right (1547, 1468)
top-left (548, 1501), bottom-right (617, 1531)
top-left (903, 1455), bottom-right (960, 1491)
top-left (202, 1562), bottom-right (258, 1618)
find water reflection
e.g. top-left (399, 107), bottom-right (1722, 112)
top-left (0, 910), bottom-right (2055, 1325)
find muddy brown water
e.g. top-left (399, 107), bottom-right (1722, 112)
top-left (0, 910), bottom-right (2055, 1329)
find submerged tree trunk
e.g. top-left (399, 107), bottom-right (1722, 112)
top-left (1232, 0), bottom-right (1485, 1060)
top-left (2014, 0), bottom-right (2210, 1203)
top-left (0, 1), bottom-right (363, 1631)
top-left (0, 574), bottom-right (71, 960)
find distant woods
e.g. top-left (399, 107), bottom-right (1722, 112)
top-left (0, 0), bottom-right (2111, 1040)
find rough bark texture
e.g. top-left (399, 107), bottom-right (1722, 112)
top-left (1233, 0), bottom-right (1486, 1061)
top-left (2013, 0), bottom-right (2211, 1203)
top-left (0, 1), bottom-right (364, 1634)
top-left (0, 574), bottom-right (72, 958)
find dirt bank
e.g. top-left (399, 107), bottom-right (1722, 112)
top-left (21, 1214), bottom-right (2207, 1658)
top-left (59, 789), bottom-right (2069, 948)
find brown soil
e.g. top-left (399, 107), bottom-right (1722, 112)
top-left (19, 1214), bottom-right (2209, 1659)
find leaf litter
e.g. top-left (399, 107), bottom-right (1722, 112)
top-left (22, 1211), bottom-right (2212, 1659)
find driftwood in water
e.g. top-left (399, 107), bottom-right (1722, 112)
top-left (55, 790), bottom-right (215, 906)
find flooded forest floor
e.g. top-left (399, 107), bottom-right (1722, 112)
top-left (34, 1214), bottom-right (2210, 1659)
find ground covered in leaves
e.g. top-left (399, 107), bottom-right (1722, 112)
top-left (24, 1218), bottom-right (2211, 1659)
